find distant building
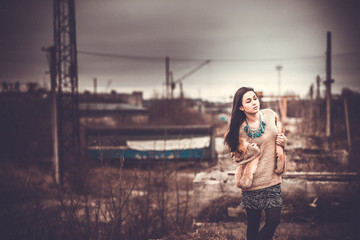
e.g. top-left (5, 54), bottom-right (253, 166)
top-left (79, 91), bottom-right (148, 127)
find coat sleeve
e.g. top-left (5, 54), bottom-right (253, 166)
top-left (231, 138), bottom-right (261, 165)
top-left (275, 113), bottom-right (288, 148)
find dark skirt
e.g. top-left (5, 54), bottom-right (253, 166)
top-left (240, 183), bottom-right (282, 210)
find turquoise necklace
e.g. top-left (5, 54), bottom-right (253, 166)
top-left (244, 113), bottom-right (266, 138)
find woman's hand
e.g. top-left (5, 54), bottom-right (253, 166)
top-left (276, 133), bottom-right (286, 146)
top-left (250, 142), bottom-right (259, 150)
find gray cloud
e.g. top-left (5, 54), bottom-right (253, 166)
top-left (0, 0), bottom-right (359, 99)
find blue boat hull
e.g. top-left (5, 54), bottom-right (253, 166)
top-left (87, 148), bottom-right (207, 161)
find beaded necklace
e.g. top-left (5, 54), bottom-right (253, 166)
top-left (244, 113), bottom-right (266, 138)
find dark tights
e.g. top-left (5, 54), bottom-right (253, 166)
top-left (245, 207), bottom-right (281, 240)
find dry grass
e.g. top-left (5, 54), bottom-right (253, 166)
top-left (1, 150), bottom-right (359, 240)
top-left (174, 221), bottom-right (360, 240)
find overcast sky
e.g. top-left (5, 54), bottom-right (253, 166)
top-left (1, 0), bottom-right (359, 101)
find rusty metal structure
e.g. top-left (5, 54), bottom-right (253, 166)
top-left (53, 0), bottom-right (80, 185)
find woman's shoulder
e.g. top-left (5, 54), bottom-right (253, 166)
top-left (261, 108), bottom-right (277, 117)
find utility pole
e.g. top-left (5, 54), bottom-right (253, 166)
top-left (324, 31), bottom-right (335, 138)
top-left (165, 56), bottom-right (170, 99)
top-left (93, 77), bottom-right (97, 95)
top-left (170, 71), bottom-right (175, 99)
top-left (309, 84), bottom-right (314, 129)
top-left (316, 75), bottom-right (321, 100)
top-left (344, 97), bottom-right (352, 152)
top-left (276, 65), bottom-right (286, 122)
top-left (309, 84), bottom-right (314, 101)
top-left (276, 65), bottom-right (282, 97)
top-left (43, 46), bottom-right (60, 184)
top-left (179, 82), bottom-right (184, 99)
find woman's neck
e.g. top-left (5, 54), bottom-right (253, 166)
top-left (245, 111), bottom-right (259, 123)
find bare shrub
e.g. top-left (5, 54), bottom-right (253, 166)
top-left (0, 156), bottom-right (194, 240)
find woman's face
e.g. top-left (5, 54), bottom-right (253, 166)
top-left (239, 91), bottom-right (260, 114)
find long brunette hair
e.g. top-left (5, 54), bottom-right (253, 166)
top-left (224, 87), bottom-right (255, 152)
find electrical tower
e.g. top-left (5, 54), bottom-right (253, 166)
top-left (53, 0), bottom-right (81, 186)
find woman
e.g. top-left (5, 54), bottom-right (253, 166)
top-left (224, 87), bottom-right (287, 240)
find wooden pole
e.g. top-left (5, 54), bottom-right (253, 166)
top-left (276, 65), bottom-right (282, 96)
top-left (180, 82), bottom-right (184, 99)
top-left (44, 46), bottom-right (60, 184)
top-left (93, 77), bottom-right (97, 95)
top-left (316, 76), bottom-right (321, 100)
top-left (170, 71), bottom-right (174, 99)
top-left (344, 97), bottom-right (352, 152)
top-left (278, 97), bottom-right (287, 124)
top-left (165, 57), bottom-right (170, 99)
top-left (324, 31), bottom-right (334, 138)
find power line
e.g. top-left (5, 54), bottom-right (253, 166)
top-left (77, 50), bottom-right (204, 62)
top-left (214, 51), bottom-right (360, 62)
top-left (77, 50), bottom-right (360, 63)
